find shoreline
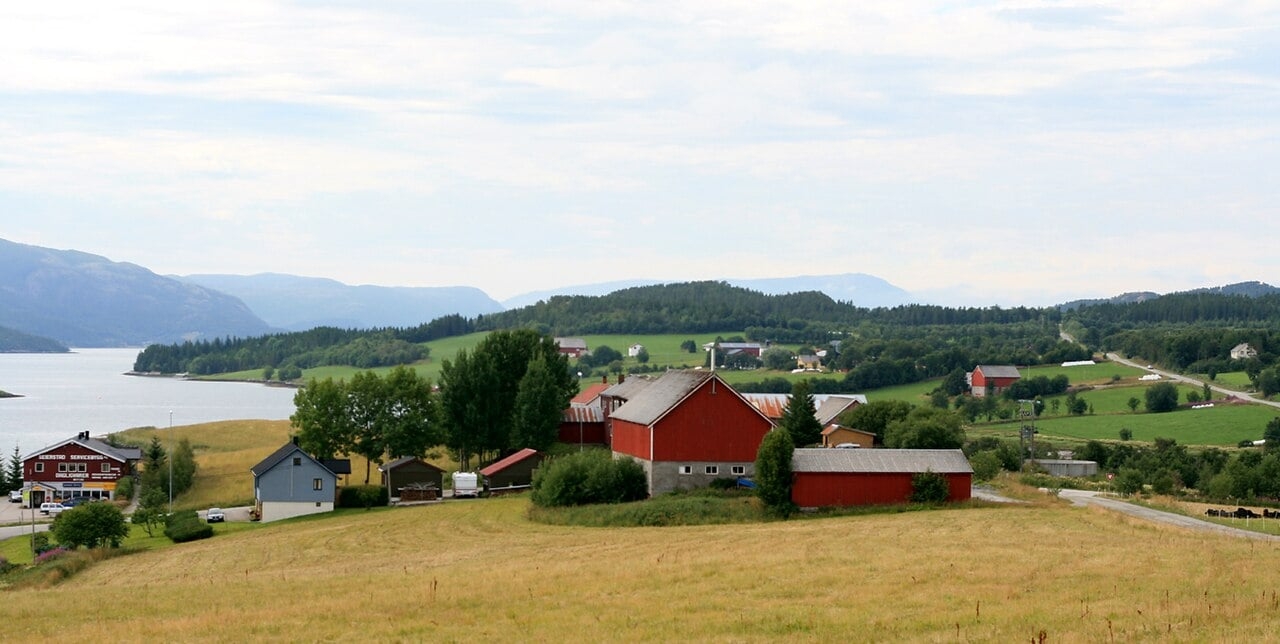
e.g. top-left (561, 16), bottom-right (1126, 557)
top-left (124, 371), bottom-right (301, 389)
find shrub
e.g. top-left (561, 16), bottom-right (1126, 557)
top-left (164, 510), bottom-right (213, 543)
top-left (338, 485), bottom-right (389, 508)
top-left (114, 476), bottom-right (134, 502)
top-left (910, 470), bottom-right (951, 503)
top-left (1119, 428), bottom-right (1133, 441)
top-left (530, 450), bottom-right (648, 507)
top-left (754, 428), bottom-right (795, 516)
top-left (708, 477), bottom-right (739, 490)
top-left (34, 547), bottom-right (68, 564)
top-left (969, 451), bottom-right (1003, 482)
top-left (31, 532), bottom-right (51, 555)
top-left (51, 502), bottom-right (130, 549)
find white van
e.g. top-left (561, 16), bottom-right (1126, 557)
top-left (39, 502), bottom-right (68, 515)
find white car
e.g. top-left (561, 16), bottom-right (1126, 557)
top-left (39, 502), bottom-right (68, 515)
top-left (8, 490), bottom-right (20, 503)
top-left (206, 508), bottom-right (225, 523)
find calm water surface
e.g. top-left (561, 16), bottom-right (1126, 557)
top-left (0, 348), bottom-right (296, 451)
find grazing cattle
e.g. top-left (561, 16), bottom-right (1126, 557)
top-left (1233, 507), bottom-right (1261, 519)
top-left (1205, 508), bottom-right (1222, 517)
top-left (1264, 509), bottom-right (1280, 519)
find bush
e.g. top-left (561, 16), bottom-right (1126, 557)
top-left (530, 450), bottom-right (648, 507)
top-left (754, 428), bottom-right (795, 516)
top-left (31, 532), bottom-right (51, 555)
top-left (708, 477), bottom-right (739, 490)
top-left (51, 502), bottom-right (130, 549)
top-left (163, 510), bottom-right (213, 543)
top-left (338, 485), bottom-right (389, 508)
top-left (114, 476), bottom-right (134, 502)
top-left (1119, 428), bottom-right (1133, 441)
top-left (910, 470), bottom-right (951, 503)
top-left (969, 451), bottom-right (1003, 482)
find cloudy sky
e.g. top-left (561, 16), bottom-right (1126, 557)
top-left (2, 1), bottom-right (1276, 306)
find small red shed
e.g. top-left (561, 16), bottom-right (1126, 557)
top-left (791, 448), bottom-right (972, 508)
top-left (970, 365), bottom-right (1021, 397)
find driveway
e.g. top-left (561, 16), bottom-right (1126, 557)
top-left (1059, 489), bottom-right (1280, 541)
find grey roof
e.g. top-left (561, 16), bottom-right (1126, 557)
top-left (321, 458), bottom-right (352, 475)
top-left (814, 395), bottom-right (867, 425)
top-left (791, 448), bottom-right (973, 474)
top-left (975, 365), bottom-right (1021, 379)
top-left (609, 370), bottom-right (716, 426)
top-left (380, 456), bottom-right (445, 472)
top-left (23, 436), bottom-right (142, 463)
top-left (250, 443), bottom-right (336, 478)
top-left (554, 337), bottom-right (588, 349)
top-left (601, 374), bottom-right (658, 401)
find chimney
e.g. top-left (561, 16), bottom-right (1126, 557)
top-left (602, 374), bottom-right (608, 384)
top-left (618, 373), bottom-right (625, 384)
top-left (291, 435), bottom-right (300, 446)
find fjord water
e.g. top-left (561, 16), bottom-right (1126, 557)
top-left (0, 348), bottom-right (296, 452)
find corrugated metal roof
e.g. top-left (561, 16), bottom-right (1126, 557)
top-left (479, 448), bottom-right (540, 477)
top-left (791, 448), bottom-right (972, 474)
top-left (554, 337), bottom-right (588, 349)
top-left (609, 370), bottom-right (715, 426)
top-left (380, 456), bottom-right (446, 472)
top-left (562, 405), bottom-right (604, 423)
top-left (23, 436), bottom-right (143, 463)
top-left (741, 393), bottom-right (867, 422)
top-left (975, 365), bottom-right (1021, 379)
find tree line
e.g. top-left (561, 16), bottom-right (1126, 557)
top-left (290, 330), bottom-right (577, 474)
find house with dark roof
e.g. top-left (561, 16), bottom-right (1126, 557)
top-left (970, 365), bottom-right (1021, 397)
top-left (250, 441), bottom-right (338, 522)
top-left (21, 431), bottom-right (143, 506)
top-left (609, 370), bottom-right (774, 495)
top-left (791, 448), bottom-right (972, 508)
top-left (380, 456), bottom-right (445, 502)
top-left (479, 448), bottom-right (545, 490)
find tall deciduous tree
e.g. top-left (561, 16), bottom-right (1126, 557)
top-left (884, 407), bottom-right (965, 449)
top-left (171, 437), bottom-right (197, 495)
top-left (1145, 382), bottom-right (1180, 413)
top-left (347, 370), bottom-right (389, 484)
top-left (440, 330), bottom-right (576, 469)
top-left (779, 380), bottom-right (823, 447)
top-left (510, 355), bottom-right (566, 451)
top-left (292, 377), bottom-right (356, 460)
top-left (380, 366), bottom-right (440, 463)
top-left (838, 399), bottom-right (912, 446)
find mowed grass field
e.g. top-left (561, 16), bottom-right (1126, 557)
top-left (5, 494), bottom-right (1280, 640)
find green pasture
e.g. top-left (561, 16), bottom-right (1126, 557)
top-left (986, 402), bottom-right (1278, 447)
top-left (1202, 370), bottom-right (1254, 391)
top-left (1020, 361), bottom-right (1146, 384)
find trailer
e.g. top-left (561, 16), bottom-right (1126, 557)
top-left (451, 471), bottom-right (479, 498)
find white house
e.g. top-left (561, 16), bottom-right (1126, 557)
top-left (1231, 343), bottom-right (1259, 360)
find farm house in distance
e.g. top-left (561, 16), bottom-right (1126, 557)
top-left (969, 365), bottom-right (1021, 397)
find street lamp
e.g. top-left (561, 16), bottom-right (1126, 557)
top-left (168, 410), bottom-right (173, 513)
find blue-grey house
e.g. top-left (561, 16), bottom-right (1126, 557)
top-left (250, 441), bottom-right (338, 522)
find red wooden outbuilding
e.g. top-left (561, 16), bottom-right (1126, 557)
top-left (790, 448), bottom-right (972, 508)
top-left (970, 365), bottom-right (1021, 397)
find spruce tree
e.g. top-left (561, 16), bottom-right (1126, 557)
top-left (779, 380), bottom-right (823, 447)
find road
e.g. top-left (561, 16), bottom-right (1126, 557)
top-left (1059, 489), bottom-right (1280, 541)
top-left (1105, 352), bottom-right (1280, 411)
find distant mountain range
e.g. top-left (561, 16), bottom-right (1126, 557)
top-left (0, 238), bottom-right (271, 347)
top-left (179, 273), bottom-right (504, 331)
top-left (0, 237), bottom-right (1276, 350)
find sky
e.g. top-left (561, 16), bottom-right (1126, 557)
top-left (1, 1), bottom-right (1277, 307)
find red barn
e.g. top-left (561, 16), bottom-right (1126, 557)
top-left (609, 370), bottom-right (774, 495)
top-left (970, 365), bottom-right (1021, 397)
top-left (791, 448), bottom-right (972, 508)
top-left (21, 431), bottom-right (142, 506)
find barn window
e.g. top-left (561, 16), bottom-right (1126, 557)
top-left (704, 465), bottom-right (718, 475)
top-left (58, 463), bottom-right (68, 473)
top-left (312, 478), bottom-right (324, 491)
top-left (292, 457), bottom-right (302, 466)
top-left (731, 466), bottom-right (745, 476)
top-left (34, 462), bottom-right (44, 473)
top-left (101, 463), bottom-right (110, 473)
top-left (678, 466), bottom-right (692, 475)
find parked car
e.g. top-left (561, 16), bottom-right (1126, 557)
top-left (39, 502), bottom-right (68, 515)
top-left (61, 496), bottom-right (94, 508)
top-left (206, 508), bottom-right (225, 523)
top-left (8, 490), bottom-right (20, 503)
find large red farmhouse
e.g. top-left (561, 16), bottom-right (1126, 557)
top-left (791, 448), bottom-right (972, 508)
top-left (607, 370), bottom-right (774, 496)
top-left (21, 431), bottom-right (143, 506)
top-left (970, 365), bottom-right (1021, 397)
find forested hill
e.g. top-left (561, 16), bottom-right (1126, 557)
top-left (476, 281), bottom-right (1052, 338)
top-left (0, 325), bottom-right (69, 353)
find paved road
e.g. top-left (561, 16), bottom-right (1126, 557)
top-left (1060, 489), bottom-right (1280, 541)
top-left (1106, 352), bottom-right (1280, 411)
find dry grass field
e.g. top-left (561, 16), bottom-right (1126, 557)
top-left (5, 494), bottom-right (1280, 641)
